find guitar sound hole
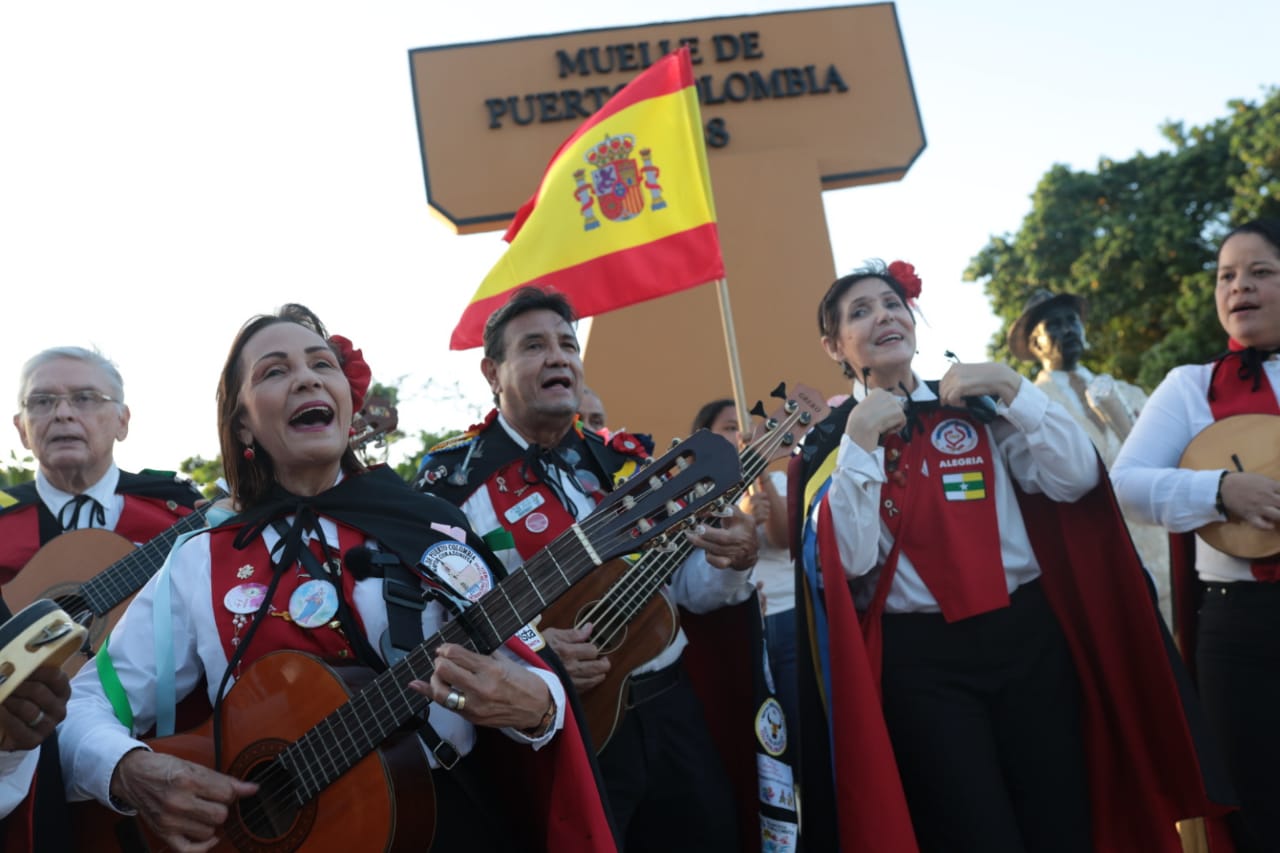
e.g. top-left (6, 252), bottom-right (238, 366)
top-left (48, 588), bottom-right (93, 627)
top-left (236, 759), bottom-right (298, 840)
top-left (228, 739), bottom-right (317, 847)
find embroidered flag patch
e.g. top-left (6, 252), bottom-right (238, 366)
top-left (942, 471), bottom-right (986, 501)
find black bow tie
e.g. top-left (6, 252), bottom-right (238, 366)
top-left (1209, 346), bottom-right (1280, 399)
top-left (59, 494), bottom-right (106, 531)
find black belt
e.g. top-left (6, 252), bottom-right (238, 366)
top-left (1202, 581), bottom-right (1280, 605)
top-left (627, 659), bottom-right (681, 708)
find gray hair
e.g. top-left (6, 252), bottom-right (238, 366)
top-left (17, 346), bottom-right (125, 406)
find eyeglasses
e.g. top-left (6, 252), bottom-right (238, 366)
top-left (21, 390), bottom-right (119, 417)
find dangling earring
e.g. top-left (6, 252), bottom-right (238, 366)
top-left (243, 444), bottom-right (256, 461)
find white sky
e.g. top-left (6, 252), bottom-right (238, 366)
top-left (2, 1), bottom-right (1276, 475)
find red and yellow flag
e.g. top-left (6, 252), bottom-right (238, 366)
top-left (450, 47), bottom-right (723, 350)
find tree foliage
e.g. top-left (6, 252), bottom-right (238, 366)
top-left (179, 455), bottom-right (225, 499)
top-left (968, 88), bottom-right (1280, 389)
top-left (0, 451), bottom-right (35, 489)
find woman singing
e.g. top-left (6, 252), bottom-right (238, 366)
top-left (793, 261), bottom-right (1231, 852)
top-left (1113, 218), bottom-right (1280, 852)
top-left (58, 304), bottom-right (611, 852)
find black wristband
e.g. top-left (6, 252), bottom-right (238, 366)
top-left (1214, 470), bottom-right (1230, 519)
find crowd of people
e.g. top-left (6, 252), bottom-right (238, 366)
top-left (0, 217), bottom-right (1277, 852)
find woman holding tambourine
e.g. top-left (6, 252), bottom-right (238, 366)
top-left (1113, 217), bottom-right (1280, 852)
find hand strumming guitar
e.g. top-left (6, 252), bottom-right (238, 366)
top-left (110, 750), bottom-right (257, 853)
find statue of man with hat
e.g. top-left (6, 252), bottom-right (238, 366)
top-left (1008, 288), bottom-right (1171, 624)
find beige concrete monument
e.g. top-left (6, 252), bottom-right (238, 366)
top-left (410, 3), bottom-right (924, 443)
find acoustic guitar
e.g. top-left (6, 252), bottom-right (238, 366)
top-left (73, 430), bottom-right (741, 852)
top-left (540, 383), bottom-right (828, 751)
top-left (0, 599), bottom-right (87, 703)
top-left (1179, 413), bottom-right (1280, 559)
top-left (3, 398), bottom-right (400, 675)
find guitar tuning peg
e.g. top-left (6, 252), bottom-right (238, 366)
top-left (749, 401), bottom-right (767, 418)
top-left (670, 436), bottom-right (682, 448)
top-left (771, 382), bottom-right (787, 400)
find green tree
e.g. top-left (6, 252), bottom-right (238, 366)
top-left (395, 429), bottom-right (461, 482)
top-left (968, 87), bottom-right (1280, 389)
top-left (180, 455), bottom-right (225, 499)
top-left (0, 450), bottom-right (35, 489)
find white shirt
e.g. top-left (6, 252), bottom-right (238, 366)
top-left (58, 513), bottom-right (566, 809)
top-left (1111, 359), bottom-right (1280, 583)
top-left (35, 464), bottom-right (125, 532)
top-left (459, 414), bottom-right (755, 675)
top-left (0, 468), bottom-right (123, 814)
top-left (0, 465), bottom-right (126, 816)
top-left (0, 749), bottom-right (39, 819)
top-left (822, 376), bottom-right (1100, 613)
top-left (751, 470), bottom-right (794, 616)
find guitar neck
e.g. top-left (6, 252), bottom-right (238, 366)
top-left (280, 523), bottom-right (608, 801)
top-left (80, 505), bottom-right (214, 615)
top-left (588, 444), bottom-right (775, 631)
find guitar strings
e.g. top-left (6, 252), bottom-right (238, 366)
top-left (584, 407), bottom-right (806, 649)
top-left (227, 520), bottom-right (663, 837)
top-left (227, 443), bottom-right (724, 837)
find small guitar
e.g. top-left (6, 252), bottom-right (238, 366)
top-left (4, 398), bottom-right (401, 675)
top-left (540, 383), bottom-right (829, 751)
top-left (75, 430), bottom-right (741, 852)
top-left (350, 393), bottom-right (400, 457)
top-left (0, 599), bottom-right (87, 703)
top-left (1179, 413), bottom-right (1280, 558)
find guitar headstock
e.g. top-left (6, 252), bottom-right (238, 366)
top-left (741, 382), bottom-right (830, 473)
top-left (350, 394), bottom-right (399, 452)
top-left (584, 430), bottom-right (742, 564)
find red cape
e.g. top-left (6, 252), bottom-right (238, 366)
top-left (796, 449), bottom-right (1235, 851)
top-left (477, 638), bottom-right (618, 853)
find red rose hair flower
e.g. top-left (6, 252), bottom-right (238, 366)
top-left (329, 335), bottom-right (371, 413)
top-left (888, 260), bottom-right (923, 301)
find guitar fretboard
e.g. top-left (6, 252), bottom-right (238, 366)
top-left (81, 505), bottom-right (213, 615)
top-left (281, 525), bottom-right (632, 801)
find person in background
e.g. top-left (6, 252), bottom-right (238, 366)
top-left (0, 347), bottom-right (201, 851)
top-left (1, 346), bottom-right (202, 583)
top-left (579, 386), bottom-right (609, 436)
top-left (691, 398), bottom-right (797, 730)
top-left (1112, 218), bottom-right (1280, 852)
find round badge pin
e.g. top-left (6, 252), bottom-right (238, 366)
top-left (419, 540), bottom-right (494, 603)
top-left (575, 469), bottom-right (601, 495)
top-left (931, 418), bottom-right (980, 455)
top-left (289, 579), bottom-right (339, 629)
top-left (223, 583), bottom-right (267, 615)
top-left (754, 697), bottom-right (788, 757)
top-left (525, 512), bottom-right (549, 534)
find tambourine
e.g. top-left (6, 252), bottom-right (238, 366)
top-left (0, 599), bottom-right (88, 704)
top-left (1179, 414), bottom-right (1280, 559)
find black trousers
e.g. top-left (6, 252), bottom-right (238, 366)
top-left (596, 660), bottom-right (739, 853)
top-left (1196, 582), bottom-right (1280, 853)
top-left (430, 756), bottom-right (527, 852)
top-left (880, 580), bottom-right (1092, 853)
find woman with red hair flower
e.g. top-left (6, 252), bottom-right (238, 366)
top-left (57, 303), bottom-right (612, 852)
top-left (791, 261), bottom-right (1232, 852)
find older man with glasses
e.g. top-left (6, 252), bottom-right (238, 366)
top-left (0, 346), bottom-right (202, 850)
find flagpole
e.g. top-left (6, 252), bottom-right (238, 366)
top-left (714, 277), bottom-right (752, 440)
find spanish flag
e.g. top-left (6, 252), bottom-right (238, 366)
top-left (449, 46), bottom-right (723, 350)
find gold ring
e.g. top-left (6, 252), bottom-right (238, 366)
top-left (445, 690), bottom-right (464, 711)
